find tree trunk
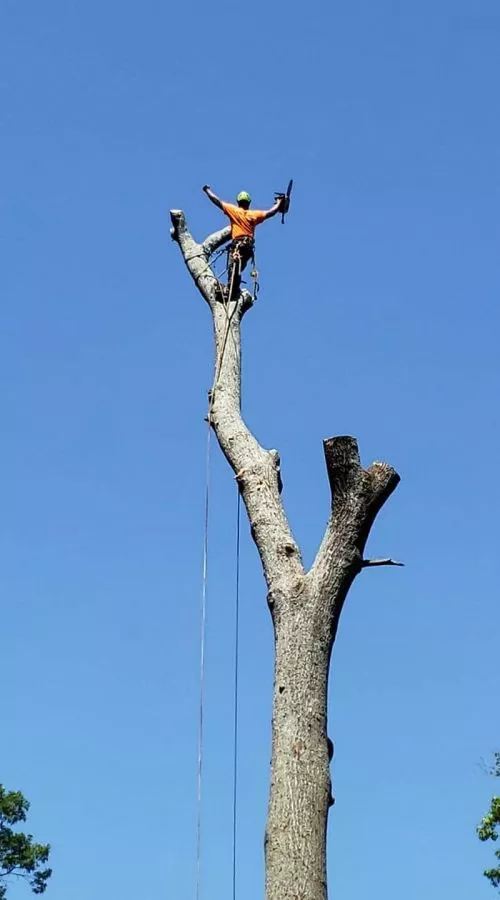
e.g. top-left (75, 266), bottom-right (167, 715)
top-left (170, 208), bottom-right (401, 900)
top-left (266, 593), bottom-right (331, 900)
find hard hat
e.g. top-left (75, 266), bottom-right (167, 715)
top-left (237, 191), bottom-right (251, 204)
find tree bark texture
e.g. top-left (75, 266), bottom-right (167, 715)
top-left (171, 209), bottom-right (400, 900)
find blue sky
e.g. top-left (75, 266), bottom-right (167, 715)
top-left (1, 1), bottom-right (499, 898)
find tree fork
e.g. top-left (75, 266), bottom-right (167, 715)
top-left (171, 208), bottom-right (400, 900)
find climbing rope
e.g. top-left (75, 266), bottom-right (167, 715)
top-left (231, 490), bottom-right (241, 900)
top-left (195, 256), bottom-right (242, 900)
top-left (190, 245), bottom-right (228, 285)
top-left (195, 418), bottom-right (211, 900)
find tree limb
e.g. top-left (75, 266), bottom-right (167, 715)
top-left (170, 209), bottom-right (303, 593)
top-left (170, 210), bottom-right (219, 305)
top-left (202, 226), bottom-right (231, 257)
top-left (308, 437), bottom-right (400, 602)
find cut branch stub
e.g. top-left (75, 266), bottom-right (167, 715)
top-left (170, 209), bottom-right (186, 241)
top-left (323, 436), bottom-right (400, 543)
top-left (309, 436), bottom-right (400, 601)
top-left (323, 436), bottom-right (364, 502)
top-left (359, 461), bottom-right (401, 549)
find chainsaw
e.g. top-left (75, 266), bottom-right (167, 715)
top-left (274, 178), bottom-right (293, 224)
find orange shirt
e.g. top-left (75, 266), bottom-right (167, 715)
top-left (221, 202), bottom-right (267, 240)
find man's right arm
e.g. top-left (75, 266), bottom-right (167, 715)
top-left (203, 185), bottom-right (223, 210)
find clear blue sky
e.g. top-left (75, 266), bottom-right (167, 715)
top-left (1, 1), bottom-right (499, 898)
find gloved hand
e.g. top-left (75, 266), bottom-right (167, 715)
top-left (202, 184), bottom-right (211, 193)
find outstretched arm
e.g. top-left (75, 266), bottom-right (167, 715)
top-left (202, 184), bottom-right (223, 210)
top-left (262, 197), bottom-right (284, 220)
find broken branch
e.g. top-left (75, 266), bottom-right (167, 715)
top-left (362, 558), bottom-right (404, 568)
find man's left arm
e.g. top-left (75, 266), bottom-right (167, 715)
top-left (262, 198), bottom-right (284, 220)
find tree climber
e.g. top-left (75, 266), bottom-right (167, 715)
top-left (202, 185), bottom-right (284, 299)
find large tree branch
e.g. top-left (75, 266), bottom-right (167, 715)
top-left (308, 436), bottom-right (400, 607)
top-left (170, 209), bottom-right (304, 593)
top-left (170, 210), bottom-right (220, 305)
top-left (202, 226), bottom-right (231, 257)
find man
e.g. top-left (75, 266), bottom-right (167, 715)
top-left (203, 185), bottom-right (283, 298)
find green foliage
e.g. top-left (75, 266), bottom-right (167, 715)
top-left (477, 754), bottom-right (500, 891)
top-left (0, 786), bottom-right (51, 898)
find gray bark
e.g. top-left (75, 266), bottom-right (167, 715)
top-left (171, 209), bottom-right (400, 900)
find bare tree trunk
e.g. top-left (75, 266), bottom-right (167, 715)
top-left (171, 209), bottom-right (400, 900)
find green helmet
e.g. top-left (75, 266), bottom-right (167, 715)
top-left (237, 191), bottom-right (251, 204)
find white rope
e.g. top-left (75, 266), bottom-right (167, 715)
top-left (195, 257), bottom-right (240, 900)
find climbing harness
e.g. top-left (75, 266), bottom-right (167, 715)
top-left (225, 238), bottom-right (259, 303)
top-left (227, 238), bottom-right (253, 288)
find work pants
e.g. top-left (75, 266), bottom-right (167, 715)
top-left (227, 237), bottom-right (254, 299)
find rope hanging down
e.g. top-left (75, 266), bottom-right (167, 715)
top-left (195, 260), bottom-right (242, 900)
top-left (232, 491), bottom-right (241, 900)
top-left (195, 420), bottom-right (211, 900)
